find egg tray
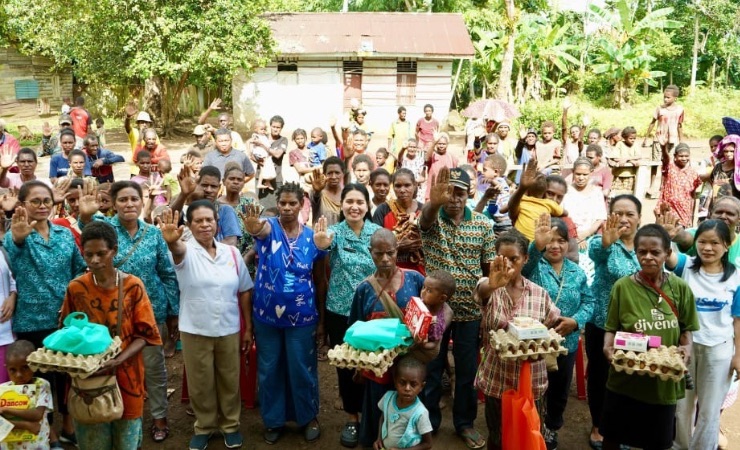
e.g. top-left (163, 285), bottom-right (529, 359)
top-left (27, 337), bottom-right (122, 379)
top-left (327, 343), bottom-right (406, 377)
top-left (488, 329), bottom-right (568, 361)
top-left (611, 346), bottom-right (686, 382)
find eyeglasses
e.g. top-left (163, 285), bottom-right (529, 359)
top-left (25, 198), bottom-right (54, 207)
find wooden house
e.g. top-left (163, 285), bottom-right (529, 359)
top-left (232, 12), bottom-right (474, 133)
top-left (0, 45), bottom-right (73, 121)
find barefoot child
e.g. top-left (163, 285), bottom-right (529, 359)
top-left (643, 85), bottom-right (684, 153)
top-left (415, 270), bottom-right (454, 363)
top-left (657, 143), bottom-right (701, 227)
top-left (0, 340), bottom-right (54, 449)
top-left (475, 231), bottom-right (560, 450)
top-left (373, 356), bottom-right (433, 450)
top-left (308, 127), bottom-right (329, 168)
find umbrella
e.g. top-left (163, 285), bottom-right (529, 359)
top-left (462, 99), bottom-right (520, 122)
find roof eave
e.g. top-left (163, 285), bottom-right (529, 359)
top-left (273, 52), bottom-right (474, 60)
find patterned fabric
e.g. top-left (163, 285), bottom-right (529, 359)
top-left (372, 201), bottom-right (425, 275)
top-left (253, 218), bottom-right (326, 328)
top-left (61, 273), bottom-right (162, 419)
top-left (588, 235), bottom-right (640, 329)
top-left (475, 278), bottom-right (559, 399)
top-left (4, 223), bottom-right (87, 333)
top-left (0, 378), bottom-right (53, 450)
top-left (348, 269), bottom-right (425, 323)
top-left (74, 417), bottom-right (142, 450)
top-left (326, 220), bottom-right (381, 317)
top-left (87, 215), bottom-right (179, 323)
top-left (654, 105), bottom-right (684, 146)
top-left (226, 195), bottom-right (262, 256)
top-left (421, 207), bottom-right (496, 321)
top-left (399, 156), bottom-right (426, 202)
top-left (522, 243), bottom-right (595, 352)
top-left (660, 161), bottom-right (701, 227)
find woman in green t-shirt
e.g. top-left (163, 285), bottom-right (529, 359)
top-left (601, 224), bottom-right (699, 450)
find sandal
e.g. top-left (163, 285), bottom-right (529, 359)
top-left (151, 424), bottom-right (170, 443)
top-left (460, 428), bottom-right (486, 449)
top-left (317, 344), bottom-right (329, 361)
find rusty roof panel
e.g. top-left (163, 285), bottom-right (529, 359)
top-left (264, 13), bottom-right (475, 58)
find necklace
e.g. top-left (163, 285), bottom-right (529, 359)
top-left (93, 270), bottom-right (119, 288)
top-left (278, 218), bottom-right (303, 265)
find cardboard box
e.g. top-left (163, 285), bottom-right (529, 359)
top-left (613, 331), bottom-right (653, 353)
top-left (0, 384), bottom-right (39, 443)
top-left (404, 297), bottom-right (433, 341)
top-left (508, 317), bottom-right (550, 340)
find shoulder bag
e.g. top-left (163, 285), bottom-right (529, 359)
top-left (67, 272), bottom-right (126, 424)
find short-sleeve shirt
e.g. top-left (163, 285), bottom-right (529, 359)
top-left (49, 153), bottom-right (92, 179)
top-left (0, 378), bottom-right (53, 450)
top-left (216, 203), bottom-right (242, 241)
top-left (421, 207), bottom-right (496, 321)
top-left (588, 235), bottom-right (640, 329)
top-left (674, 254), bottom-right (740, 346)
top-left (61, 273), bottom-right (163, 419)
top-left (605, 275), bottom-right (699, 405)
top-left (654, 105), bottom-right (684, 146)
top-left (69, 106), bottom-right (92, 138)
top-left (349, 269), bottom-right (425, 323)
top-left (611, 142), bottom-right (641, 177)
top-left (562, 186), bottom-right (607, 236)
top-left (378, 391), bottom-right (433, 449)
top-left (683, 229), bottom-right (740, 268)
top-left (535, 139), bottom-right (562, 170)
top-left (514, 196), bottom-right (564, 241)
top-left (253, 218), bottom-right (326, 328)
top-left (173, 239), bottom-right (253, 337)
top-left (326, 220), bottom-right (381, 317)
top-left (389, 120), bottom-right (413, 155)
top-left (203, 149), bottom-right (256, 177)
top-left (415, 118), bottom-right (439, 146)
top-left (425, 152), bottom-right (457, 201)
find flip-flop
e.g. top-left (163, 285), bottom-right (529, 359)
top-left (459, 428), bottom-right (486, 449)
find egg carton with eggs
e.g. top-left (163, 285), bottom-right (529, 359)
top-left (489, 329), bottom-right (568, 361)
top-left (611, 346), bottom-right (686, 382)
top-left (27, 337), bottom-right (122, 379)
top-left (327, 343), bottom-right (405, 377)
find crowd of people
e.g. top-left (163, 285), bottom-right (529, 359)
top-left (0, 85), bottom-right (738, 450)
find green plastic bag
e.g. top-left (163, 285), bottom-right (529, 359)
top-left (43, 312), bottom-right (114, 356)
top-left (344, 319), bottom-right (412, 351)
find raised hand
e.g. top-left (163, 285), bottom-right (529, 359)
top-left (148, 175), bottom-right (165, 197)
top-left (432, 128), bottom-right (441, 143)
top-left (77, 178), bottom-right (101, 218)
top-left (10, 206), bottom-right (38, 245)
top-left (1, 190), bottom-right (18, 212)
top-left (124, 104), bottom-right (137, 118)
top-left (41, 121), bottom-right (52, 137)
top-left (0, 146), bottom-right (14, 170)
top-left (241, 203), bottom-right (266, 236)
top-left (562, 97), bottom-right (572, 111)
top-left (429, 166), bottom-right (453, 209)
top-left (482, 185), bottom-right (501, 200)
top-left (488, 255), bottom-right (515, 290)
top-left (310, 167), bottom-right (327, 192)
top-left (159, 208), bottom-right (184, 244)
top-left (313, 216), bottom-right (334, 250)
top-left (52, 177), bottom-right (71, 203)
top-left (519, 157), bottom-right (539, 190)
top-left (418, 166), bottom-right (428, 184)
top-left (533, 213), bottom-right (556, 251)
top-left (582, 115), bottom-right (592, 127)
top-left (177, 163), bottom-right (197, 196)
top-left (519, 125), bottom-right (528, 140)
top-left (602, 212), bottom-right (628, 248)
top-left (209, 98), bottom-right (222, 110)
top-left (655, 203), bottom-right (682, 239)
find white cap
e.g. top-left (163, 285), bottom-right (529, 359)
top-left (136, 111), bottom-right (152, 123)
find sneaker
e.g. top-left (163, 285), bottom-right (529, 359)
top-left (189, 433), bottom-right (212, 450)
top-left (543, 427), bottom-right (558, 450)
top-left (264, 428), bottom-right (283, 445)
top-left (223, 431), bottom-right (243, 449)
top-left (339, 421), bottom-right (359, 448)
top-left (59, 431), bottom-right (78, 447)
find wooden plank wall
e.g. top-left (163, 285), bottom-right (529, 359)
top-left (0, 46), bottom-right (73, 122)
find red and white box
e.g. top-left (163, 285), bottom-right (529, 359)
top-left (404, 296), bottom-right (433, 341)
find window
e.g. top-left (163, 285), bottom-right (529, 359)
top-left (343, 61), bottom-right (363, 109)
top-left (277, 63), bottom-right (297, 72)
top-left (14, 80), bottom-right (40, 100)
top-left (397, 61), bottom-right (417, 105)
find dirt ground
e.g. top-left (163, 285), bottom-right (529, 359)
top-left (37, 127), bottom-right (739, 449)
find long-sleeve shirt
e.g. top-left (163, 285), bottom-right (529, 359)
top-left (522, 243), bottom-right (595, 352)
top-left (4, 223), bottom-right (87, 332)
top-left (86, 148), bottom-right (126, 183)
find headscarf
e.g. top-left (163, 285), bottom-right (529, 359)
top-left (719, 135), bottom-right (740, 189)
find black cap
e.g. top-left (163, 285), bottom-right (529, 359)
top-left (448, 168), bottom-right (471, 190)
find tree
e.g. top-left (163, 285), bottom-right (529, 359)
top-left (3, 0), bottom-right (276, 135)
top-left (588, 0), bottom-right (682, 107)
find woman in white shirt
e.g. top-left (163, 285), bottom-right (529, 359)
top-left (665, 218), bottom-right (740, 450)
top-left (562, 157), bottom-right (607, 249)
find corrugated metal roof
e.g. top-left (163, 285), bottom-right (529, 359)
top-left (264, 13), bottom-right (475, 58)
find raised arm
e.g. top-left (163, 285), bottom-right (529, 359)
top-left (419, 166), bottom-right (451, 230)
top-left (241, 203), bottom-right (271, 240)
top-left (508, 157), bottom-right (538, 224)
top-left (198, 98), bottom-right (222, 125)
top-left (159, 208), bottom-right (187, 265)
